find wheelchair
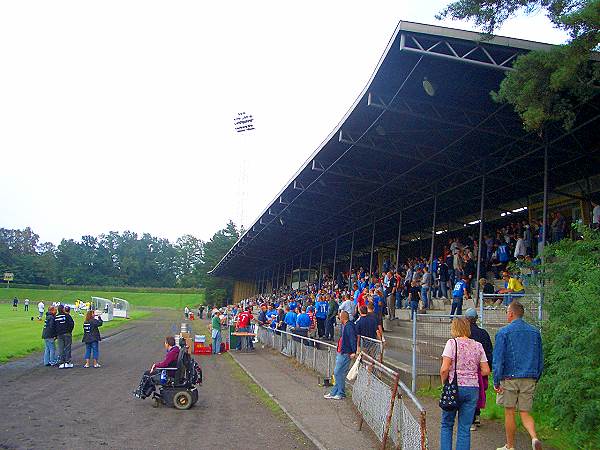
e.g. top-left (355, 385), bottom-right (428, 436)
top-left (134, 344), bottom-right (202, 410)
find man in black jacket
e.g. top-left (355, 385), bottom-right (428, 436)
top-left (465, 308), bottom-right (493, 430)
top-left (55, 305), bottom-right (75, 368)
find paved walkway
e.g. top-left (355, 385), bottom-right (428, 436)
top-left (231, 347), bottom-right (378, 450)
top-left (0, 310), bottom-right (315, 450)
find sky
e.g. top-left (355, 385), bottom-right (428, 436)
top-left (0, 1), bottom-right (569, 246)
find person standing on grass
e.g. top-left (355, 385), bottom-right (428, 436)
top-left (13, 297), bottom-right (18, 311)
top-left (211, 310), bottom-right (222, 355)
top-left (37, 300), bottom-right (45, 320)
top-left (24, 298), bottom-right (29, 312)
top-left (494, 301), bottom-right (543, 450)
top-left (324, 310), bottom-right (356, 400)
top-left (82, 309), bottom-right (103, 368)
top-left (42, 306), bottom-right (58, 366)
top-left (56, 305), bottom-right (75, 368)
top-left (440, 318), bottom-right (490, 450)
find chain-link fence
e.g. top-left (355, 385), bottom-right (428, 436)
top-left (359, 335), bottom-right (384, 362)
top-left (410, 300), bottom-right (544, 391)
top-left (257, 326), bottom-right (428, 449)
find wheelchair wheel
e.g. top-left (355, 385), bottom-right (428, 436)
top-left (173, 391), bottom-right (193, 410)
top-left (151, 397), bottom-right (160, 408)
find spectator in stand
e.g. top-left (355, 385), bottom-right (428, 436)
top-left (42, 306), bottom-right (58, 366)
top-left (407, 280), bottom-right (421, 319)
top-left (465, 308), bottom-right (494, 431)
top-left (324, 311), bottom-right (357, 400)
top-left (496, 240), bottom-right (510, 274)
top-left (451, 274), bottom-right (470, 316)
top-left (592, 198), bottom-right (600, 229)
top-left (325, 295), bottom-right (338, 341)
top-left (514, 234), bottom-right (527, 258)
top-left (339, 294), bottom-right (356, 321)
top-left (493, 301), bottom-right (543, 450)
top-left (283, 306), bottom-right (297, 331)
top-left (438, 257), bottom-right (449, 300)
top-left (440, 318), bottom-right (490, 450)
top-left (420, 266), bottom-right (432, 309)
top-left (496, 272), bottom-right (525, 306)
top-left (385, 271), bottom-right (397, 320)
top-left (315, 295), bottom-right (328, 338)
top-left (82, 309), bottom-right (103, 368)
top-left (463, 254), bottom-right (476, 292)
top-left (295, 307), bottom-right (311, 340)
top-left (550, 211), bottom-right (566, 242)
top-left (522, 224), bottom-right (532, 256)
top-left (276, 306), bottom-right (286, 332)
top-left (56, 305), bottom-right (75, 368)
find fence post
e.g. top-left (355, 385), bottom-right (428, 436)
top-left (313, 344), bottom-right (317, 371)
top-left (300, 336), bottom-right (303, 362)
top-left (327, 347), bottom-right (331, 379)
top-left (538, 292), bottom-right (543, 324)
top-left (381, 373), bottom-right (401, 450)
top-left (420, 410), bottom-right (427, 450)
top-left (411, 313), bottom-right (417, 393)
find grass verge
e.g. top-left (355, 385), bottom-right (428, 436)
top-left (0, 287), bottom-right (205, 309)
top-left (418, 383), bottom-right (581, 450)
top-left (0, 302), bottom-right (151, 363)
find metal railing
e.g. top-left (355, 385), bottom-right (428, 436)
top-left (256, 326), bottom-right (428, 449)
top-left (480, 293), bottom-right (544, 331)
top-left (359, 335), bottom-right (385, 363)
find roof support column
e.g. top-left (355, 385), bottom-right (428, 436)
top-left (271, 266), bottom-right (275, 295)
top-left (307, 248), bottom-right (313, 286)
top-left (282, 260), bottom-right (286, 291)
top-left (369, 217), bottom-right (376, 275)
top-left (289, 256), bottom-right (294, 291)
top-left (541, 139), bottom-right (549, 266)
top-left (276, 264), bottom-right (281, 291)
top-left (332, 236), bottom-right (338, 289)
top-left (318, 244), bottom-right (324, 289)
top-left (349, 231), bottom-right (355, 288)
top-left (429, 194), bottom-right (438, 270)
top-left (475, 175), bottom-right (486, 308)
top-left (395, 210), bottom-right (403, 270)
top-left (299, 253), bottom-right (303, 291)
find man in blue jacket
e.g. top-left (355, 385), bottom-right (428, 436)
top-left (493, 301), bottom-right (543, 450)
top-left (324, 310), bottom-right (356, 400)
top-left (314, 297), bottom-right (328, 338)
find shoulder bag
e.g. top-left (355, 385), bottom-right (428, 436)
top-left (439, 338), bottom-right (459, 411)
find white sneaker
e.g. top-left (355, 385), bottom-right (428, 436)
top-left (58, 363), bottom-right (66, 369)
top-left (532, 439), bottom-right (543, 450)
top-left (324, 393), bottom-right (335, 399)
top-left (331, 395), bottom-right (344, 400)
top-left (496, 446), bottom-right (515, 450)
top-left (66, 363), bottom-right (74, 368)
top-left (470, 424), bottom-right (477, 431)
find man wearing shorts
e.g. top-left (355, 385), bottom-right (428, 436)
top-left (493, 301), bottom-right (543, 450)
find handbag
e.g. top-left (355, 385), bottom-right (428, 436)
top-left (439, 338), bottom-right (459, 411)
top-left (346, 352), bottom-right (362, 381)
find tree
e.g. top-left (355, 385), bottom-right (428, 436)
top-left (438, 0), bottom-right (600, 132)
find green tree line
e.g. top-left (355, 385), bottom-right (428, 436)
top-left (0, 221), bottom-right (241, 304)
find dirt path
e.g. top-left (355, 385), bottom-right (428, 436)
top-left (0, 310), bottom-right (315, 450)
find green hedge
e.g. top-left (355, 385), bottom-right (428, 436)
top-left (537, 226), bottom-right (600, 449)
top-left (1, 283), bottom-right (204, 294)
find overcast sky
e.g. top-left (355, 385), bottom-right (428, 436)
top-left (0, 1), bottom-right (568, 245)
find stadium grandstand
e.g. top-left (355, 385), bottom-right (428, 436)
top-left (209, 20), bottom-right (600, 301)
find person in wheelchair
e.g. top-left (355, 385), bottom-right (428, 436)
top-left (134, 336), bottom-right (201, 409)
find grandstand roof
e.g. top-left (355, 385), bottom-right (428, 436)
top-left (210, 20), bottom-right (600, 279)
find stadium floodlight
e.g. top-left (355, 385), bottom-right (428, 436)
top-left (234, 112), bottom-right (255, 133)
top-left (422, 78), bottom-right (436, 96)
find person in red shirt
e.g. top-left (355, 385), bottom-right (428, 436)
top-left (236, 307), bottom-right (254, 350)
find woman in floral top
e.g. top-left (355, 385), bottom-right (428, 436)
top-left (440, 318), bottom-right (490, 450)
